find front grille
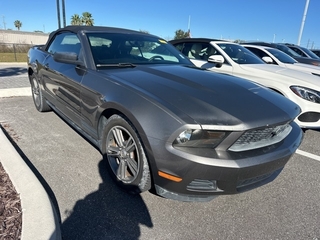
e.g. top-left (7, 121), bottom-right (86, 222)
top-left (229, 123), bottom-right (292, 152)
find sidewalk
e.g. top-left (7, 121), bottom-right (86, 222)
top-left (0, 63), bottom-right (61, 240)
top-left (0, 63), bottom-right (31, 97)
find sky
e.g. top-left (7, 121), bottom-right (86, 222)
top-left (1, 0), bottom-right (319, 48)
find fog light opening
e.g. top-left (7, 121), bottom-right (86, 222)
top-left (187, 179), bottom-right (219, 192)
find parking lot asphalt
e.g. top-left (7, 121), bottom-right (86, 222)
top-left (1, 63), bottom-right (320, 239)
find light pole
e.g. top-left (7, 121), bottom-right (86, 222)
top-left (297, 0), bottom-right (310, 46)
top-left (56, 0), bottom-right (66, 28)
top-left (56, 0), bottom-right (61, 28)
top-left (62, 0), bottom-right (66, 27)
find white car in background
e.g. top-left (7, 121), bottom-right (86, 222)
top-left (242, 44), bottom-right (320, 77)
top-left (170, 38), bottom-right (320, 129)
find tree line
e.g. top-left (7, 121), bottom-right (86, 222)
top-left (70, 12), bottom-right (94, 26)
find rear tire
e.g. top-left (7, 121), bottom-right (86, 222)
top-left (101, 114), bottom-right (151, 194)
top-left (30, 73), bottom-right (51, 112)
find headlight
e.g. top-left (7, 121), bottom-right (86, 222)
top-left (173, 129), bottom-right (227, 148)
top-left (290, 86), bottom-right (320, 103)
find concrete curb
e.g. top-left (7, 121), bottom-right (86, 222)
top-left (0, 127), bottom-right (61, 240)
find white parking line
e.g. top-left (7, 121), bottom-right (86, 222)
top-left (296, 149), bottom-right (320, 162)
top-left (0, 87), bottom-right (31, 98)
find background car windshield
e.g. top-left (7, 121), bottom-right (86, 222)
top-left (86, 32), bottom-right (191, 66)
top-left (217, 43), bottom-right (265, 64)
top-left (268, 48), bottom-right (297, 64)
top-left (277, 45), bottom-right (301, 57)
top-left (299, 46), bottom-right (320, 59)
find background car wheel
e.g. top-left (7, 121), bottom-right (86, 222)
top-left (30, 74), bottom-right (51, 112)
top-left (102, 114), bottom-right (151, 194)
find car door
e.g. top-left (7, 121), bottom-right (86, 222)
top-left (41, 32), bottom-right (84, 126)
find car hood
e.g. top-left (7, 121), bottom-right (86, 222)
top-left (239, 64), bottom-right (320, 86)
top-left (100, 65), bottom-right (300, 130)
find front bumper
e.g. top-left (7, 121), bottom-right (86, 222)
top-left (287, 93), bottom-right (320, 129)
top-left (151, 121), bottom-right (303, 202)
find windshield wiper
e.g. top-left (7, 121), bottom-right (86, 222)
top-left (96, 63), bottom-right (136, 68)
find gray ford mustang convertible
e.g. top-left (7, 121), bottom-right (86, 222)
top-left (27, 26), bottom-right (303, 202)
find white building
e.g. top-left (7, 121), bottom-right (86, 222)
top-left (0, 30), bottom-right (49, 45)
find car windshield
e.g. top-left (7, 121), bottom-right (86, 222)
top-left (299, 46), bottom-right (320, 59)
top-left (268, 48), bottom-right (297, 64)
top-left (276, 45), bottom-right (301, 58)
top-left (217, 43), bottom-right (265, 64)
top-left (86, 32), bottom-right (191, 67)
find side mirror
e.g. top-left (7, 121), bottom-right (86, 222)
top-left (53, 52), bottom-right (83, 65)
top-left (262, 56), bottom-right (274, 64)
top-left (207, 55), bottom-right (224, 68)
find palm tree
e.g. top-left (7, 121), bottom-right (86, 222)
top-left (82, 12), bottom-right (94, 26)
top-left (70, 14), bottom-right (82, 25)
top-left (174, 29), bottom-right (189, 40)
top-left (14, 20), bottom-right (22, 30)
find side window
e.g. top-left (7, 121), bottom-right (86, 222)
top-left (173, 43), bottom-right (185, 53)
top-left (47, 33), bottom-right (81, 55)
top-left (188, 43), bottom-right (214, 60)
top-left (291, 47), bottom-right (306, 57)
top-left (188, 43), bottom-right (203, 59)
top-left (246, 48), bottom-right (266, 58)
top-left (203, 44), bottom-right (217, 60)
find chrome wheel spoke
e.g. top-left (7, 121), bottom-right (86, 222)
top-left (32, 78), bottom-right (40, 106)
top-left (126, 157), bottom-right (138, 176)
top-left (117, 160), bottom-right (127, 180)
top-left (112, 128), bottom-right (125, 147)
top-left (34, 94), bottom-right (40, 105)
top-left (124, 136), bottom-right (135, 153)
top-left (107, 145), bottom-right (120, 157)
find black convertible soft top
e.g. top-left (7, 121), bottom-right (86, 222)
top-left (43, 25), bottom-right (154, 51)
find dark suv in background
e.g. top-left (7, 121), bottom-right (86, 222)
top-left (245, 42), bottom-right (320, 66)
top-left (284, 43), bottom-right (320, 60)
top-left (311, 49), bottom-right (320, 58)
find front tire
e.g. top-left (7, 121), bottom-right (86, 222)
top-left (30, 73), bottom-right (51, 112)
top-left (101, 114), bottom-right (151, 193)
